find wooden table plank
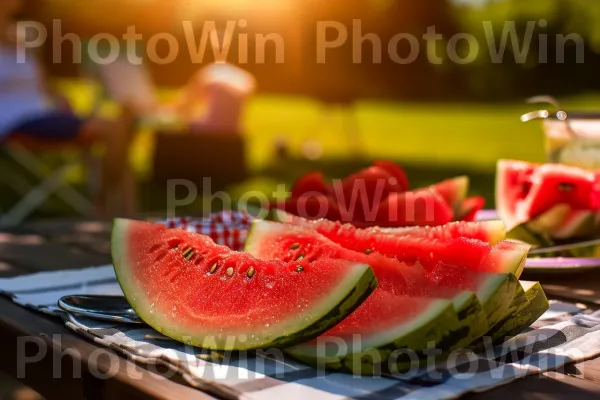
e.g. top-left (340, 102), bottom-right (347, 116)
top-left (0, 297), bottom-right (216, 400)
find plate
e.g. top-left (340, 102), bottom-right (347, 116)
top-left (475, 210), bottom-right (600, 275)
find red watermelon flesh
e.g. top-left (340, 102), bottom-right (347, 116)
top-left (246, 220), bottom-right (518, 356)
top-left (111, 219), bottom-right (377, 350)
top-left (497, 159), bottom-right (600, 232)
top-left (273, 210), bottom-right (506, 244)
top-left (268, 212), bottom-right (526, 276)
top-left (246, 220), bottom-right (519, 298)
top-left (332, 166), bottom-right (402, 224)
top-left (372, 160), bottom-right (409, 192)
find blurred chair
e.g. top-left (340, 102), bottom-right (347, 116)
top-left (0, 135), bottom-right (95, 228)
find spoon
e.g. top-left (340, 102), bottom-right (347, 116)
top-left (58, 295), bottom-right (144, 324)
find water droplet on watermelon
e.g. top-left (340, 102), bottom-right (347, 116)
top-left (173, 305), bottom-right (177, 311)
top-left (265, 323), bottom-right (270, 328)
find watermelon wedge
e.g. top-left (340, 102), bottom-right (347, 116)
top-left (111, 219), bottom-right (377, 350)
top-left (496, 159), bottom-right (600, 237)
top-left (246, 221), bottom-right (490, 350)
top-left (259, 216), bottom-right (529, 330)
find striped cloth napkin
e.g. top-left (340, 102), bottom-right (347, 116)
top-left (1, 212), bottom-right (599, 400)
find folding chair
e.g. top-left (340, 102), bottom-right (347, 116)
top-left (0, 135), bottom-right (95, 228)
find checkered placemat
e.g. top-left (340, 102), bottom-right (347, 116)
top-left (1, 212), bottom-right (600, 400)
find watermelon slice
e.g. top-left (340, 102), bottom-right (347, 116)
top-left (246, 221), bottom-right (490, 346)
top-left (496, 159), bottom-right (600, 238)
top-left (483, 281), bottom-right (549, 344)
top-left (245, 222), bottom-right (469, 374)
top-left (259, 216), bottom-right (529, 329)
top-left (111, 219), bottom-right (377, 350)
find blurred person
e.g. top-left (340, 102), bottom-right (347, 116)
top-left (174, 62), bottom-right (256, 135)
top-left (0, 0), bottom-right (136, 216)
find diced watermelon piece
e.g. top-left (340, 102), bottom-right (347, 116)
top-left (372, 160), bottom-right (409, 192)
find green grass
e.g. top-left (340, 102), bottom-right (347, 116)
top-left (55, 78), bottom-right (600, 172)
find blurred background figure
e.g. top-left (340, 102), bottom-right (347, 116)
top-left (0, 0), bottom-right (136, 217)
top-left (177, 63), bottom-right (256, 135)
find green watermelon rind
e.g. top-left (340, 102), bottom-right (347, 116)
top-left (477, 273), bottom-right (522, 329)
top-left (446, 292), bottom-right (489, 350)
top-left (111, 219), bottom-right (379, 351)
top-left (285, 299), bottom-right (460, 375)
top-left (485, 281), bottom-right (549, 343)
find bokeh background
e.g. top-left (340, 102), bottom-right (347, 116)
top-left (5, 0), bottom-right (600, 217)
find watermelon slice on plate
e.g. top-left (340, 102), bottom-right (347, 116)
top-left (496, 159), bottom-right (600, 237)
top-left (111, 219), bottom-right (377, 350)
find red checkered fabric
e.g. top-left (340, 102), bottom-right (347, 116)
top-left (159, 211), bottom-right (254, 251)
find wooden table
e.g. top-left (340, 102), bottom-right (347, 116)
top-left (2, 219), bottom-right (600, 399)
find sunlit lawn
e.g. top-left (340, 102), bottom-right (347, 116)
top-left (56, 79), bottom-right (600, 174)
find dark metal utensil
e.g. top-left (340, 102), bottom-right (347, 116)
top-left (58, 295), bottom-right (144, 324)
top-left (529, 238), bottom-right (600, 255)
